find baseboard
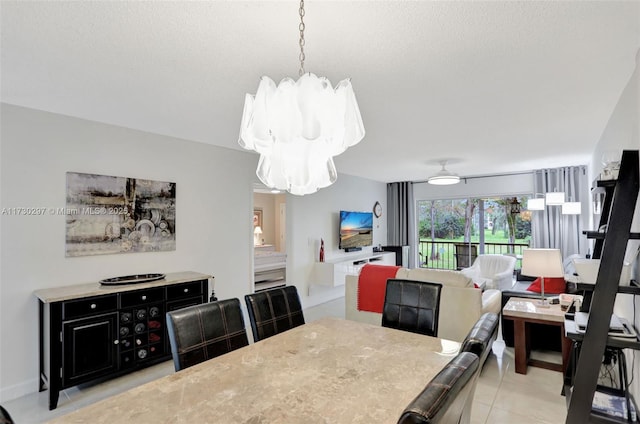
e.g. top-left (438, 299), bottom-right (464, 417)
top-left (0, 378), bottom-right (38, 403)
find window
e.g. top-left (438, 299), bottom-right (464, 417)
top-left (416, 196), bottom-right (532, 270)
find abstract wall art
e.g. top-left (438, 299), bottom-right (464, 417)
top-left (65, 172), bottom-right (176, 257)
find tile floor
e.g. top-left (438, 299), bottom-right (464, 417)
top-left (3, 297), bottom-right (567, 423)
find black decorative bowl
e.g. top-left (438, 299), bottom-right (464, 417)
top-left (99, 273), bottom-right (166, 286)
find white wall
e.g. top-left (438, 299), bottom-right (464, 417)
top-left (286, 175), bottom-right (388, 307)
top-left (589, 50), bottom-right (640, 399)
top-left (0, 104), bottom-right (261, 401)
top-left (0, 104), bottom-right (387, 402)
top-left (590, 51), bottom-right (640, 185)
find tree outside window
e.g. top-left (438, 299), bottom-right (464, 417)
top-left (417, 196), bottom-right (532, 269)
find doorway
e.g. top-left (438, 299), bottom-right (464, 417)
top-left (252, 187), bottom-right (287, 292)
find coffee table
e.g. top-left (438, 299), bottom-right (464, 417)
top-left (502, 297), bottom-right (571, 374)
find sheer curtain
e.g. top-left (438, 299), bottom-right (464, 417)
top-left (387, 182), bottom-right (416, 268)
top-left (532, 166), bottom-right (588, 259)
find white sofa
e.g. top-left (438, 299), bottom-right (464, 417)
top-left (460, 254), bottom-right (516, 290)
top-left (345, 267), bottom-right (501, 342)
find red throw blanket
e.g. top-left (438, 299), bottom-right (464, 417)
top-left (357, 264), bottom-right (401, 313)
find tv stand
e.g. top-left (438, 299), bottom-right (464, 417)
top-left (313, 252), bottom-right (395, 287)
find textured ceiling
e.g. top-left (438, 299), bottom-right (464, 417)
top-left (2, 1), bottom-right (639, 183)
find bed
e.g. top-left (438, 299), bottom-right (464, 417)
top-left (254, 248), bottom-right (287, 290)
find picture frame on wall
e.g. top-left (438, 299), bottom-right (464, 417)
top-left (253, 209), bottom-right (263, 228)
top-left (65, 172), bottom-right (176, 257)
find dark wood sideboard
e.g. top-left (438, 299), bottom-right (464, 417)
top-left (35, 271), bottom-right (211, 410)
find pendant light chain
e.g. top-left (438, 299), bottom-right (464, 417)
top-left (298, 0), bottom-right (306, 76)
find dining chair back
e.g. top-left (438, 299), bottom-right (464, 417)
top-left (382, 279), bottom-right (442, 337)
top-left (460, 312), bottom-right (499, 366)
top-left (166, 298), bottom-right (249, 371)
top-left (0, 405), bottom-right (14, 424)
top-left (244, 286), bottom-right (305, 342)
top-left (398, 351), bottom-right (480, 424)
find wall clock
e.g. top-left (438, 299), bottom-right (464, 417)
top-left (373, 201), bottom-right (382, 218)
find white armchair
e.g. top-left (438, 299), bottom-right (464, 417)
top-left (460, 254), bottom-right (516, 290)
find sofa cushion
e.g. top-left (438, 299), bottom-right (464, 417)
top-left (396, 268), bottom-right (473, 288)
top-left (526, 277), bottom-right (566, 294)
top-left (481, 289), bottom-right (501, 316)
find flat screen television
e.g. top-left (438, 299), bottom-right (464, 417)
top-left (339, 210), bottom-right (373, 252)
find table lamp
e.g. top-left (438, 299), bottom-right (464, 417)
top-left (253, 226), bottom-right (263, 246)
top-left (521, 248), bottom-right (564, 307)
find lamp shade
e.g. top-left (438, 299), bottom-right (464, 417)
top-left (521, 248), bottom-right (564, 278)
top-left (545, 192), bottom-right (565, 206)
top-left (562, 202), bottom-right (581, 215)
top-left (527, 198), bottom-right (545, 210)
top-left (253, 226), bottom-right (263, 246)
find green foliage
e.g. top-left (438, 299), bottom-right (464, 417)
top-left (417, 196), bottom-right (533, 244)
top-left (419, 199), bottom-right (466, 240)
top-left (515, 215), bottom-right (531, 240)
top-left (416, 195), bottom-right (536, 270)
top-left (436, 215), bottom-right (465, 239)
top-left (418, 220), bottom-right (430, 239)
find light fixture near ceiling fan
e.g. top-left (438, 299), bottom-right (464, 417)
top-left (238, 0), bottom-right (365, 196)
top-left (427, 160), bottom-right (460, 185)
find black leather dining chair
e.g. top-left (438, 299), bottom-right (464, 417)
top-left (398, 351), bottom-right (480, 424)
top-left (244, 285), bottom-right (305, 342)
top-left (460, 312), bottom-right (499, 367)
top-left (0, 405), bottom-right (13, 424)
top-left (166, 298), bottom-right (249, 371)
top-left (382, 279), bottom-right (443, 337)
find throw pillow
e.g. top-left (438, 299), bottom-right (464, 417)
top-left (526, 277), bottom-right (566, 294)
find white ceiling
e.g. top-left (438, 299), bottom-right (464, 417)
top-left (2, 1), bottom-right (639, 183)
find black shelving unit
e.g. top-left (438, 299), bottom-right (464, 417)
top-left (583, 232), bottom-right (640, 241)
top-left (589, 179), bottom-right (617, 259)
top-left (575, 280), bottom-right (640, 297)
top-left (566, 150), bottom-right (639, 424)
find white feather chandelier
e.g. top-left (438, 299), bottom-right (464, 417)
top-left (238, 0), bottom-right (365, 196)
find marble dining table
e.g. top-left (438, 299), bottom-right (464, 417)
top-left (50, 317), bottom-right (460, 423)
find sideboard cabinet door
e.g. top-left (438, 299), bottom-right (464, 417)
top-left (62, 312), bottom-right (119, 386)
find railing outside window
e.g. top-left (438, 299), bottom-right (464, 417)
top-left (417, 241), bottom-right (529, 270)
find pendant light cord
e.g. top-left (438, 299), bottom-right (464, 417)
top-left (298, 0), bottom-right (306, 76)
